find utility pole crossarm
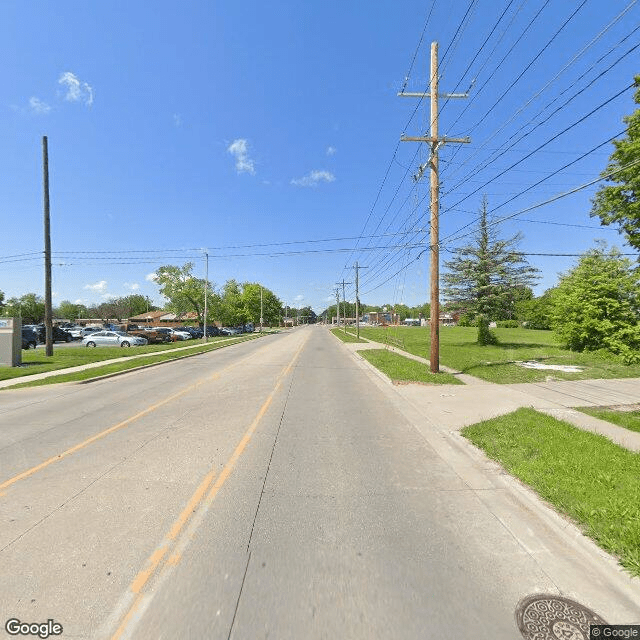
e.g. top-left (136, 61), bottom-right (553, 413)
top-left (401, 135), bottom-right (471, 144)
top-left (397, 92), bottom-right (468, 99)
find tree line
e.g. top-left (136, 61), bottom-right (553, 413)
top-left (0, 269), bottom-right (307, 328)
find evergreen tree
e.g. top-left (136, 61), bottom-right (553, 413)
top-left (442, 198), bottom-right (540, 325)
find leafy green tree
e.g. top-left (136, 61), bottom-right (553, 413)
top-left (154, 263), bottom-right (214, 326)
top-left (122, 294), bottom-right (156, 318)
top-left (219, 279), bottom-right (248, 327)
top-left (515, 290), bottom-right (554, 330)
top-left (550, 243), bottom-right (640, 363)
top-left (297, 306), bottom-right (317, 324)
top-left (5, 293), bottom-right (45, 323)
top-left (56, 300), bottom-right (89, 321)
top-left (91, 295), bottom-right (156, 322)
top-left (241, 283), bottom-right (283, 326)
top-left (0, 290), bottom-right (5, 313)
top-left (591, 76), bottom-right (640, 250)
top-left (442, 197), bottom-right (540, 338)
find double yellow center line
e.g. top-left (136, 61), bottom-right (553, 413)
top-left (109, 335), bottom-right (307, 639)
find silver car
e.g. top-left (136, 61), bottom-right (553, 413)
top-left (83, 331), bottom-right (148, 348)
top-left (66, 326), bottom-right (85, 340)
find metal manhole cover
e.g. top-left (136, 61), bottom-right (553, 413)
top-left (516, 594), bottom-right (607, 640)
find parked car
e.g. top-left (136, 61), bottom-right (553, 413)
top-left (175, 326), bottom-right (202, 339)
top-left (32, 325), bottom-right (73, 343)
top-left (123, 325), bottom-right (171, 344)
top-left (186, 326), bottom-right (204, 338)
top-left (66, 326), bottom-right (85, 340)
top-left (83, 331), bottom-right (148, 348)
top-left (82, 326), bottom-right (100, 335)
top-left (150, 327), bottom-right (179, 342)
top-left (21, 328), bottom-right (38, 349)
top-left (204, 326), bottom-right (220, 337)
top-left (166, 328), bottom-right (191, 341)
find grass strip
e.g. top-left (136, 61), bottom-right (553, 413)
top-left (356, 326), bottom-right (640, 384)
top-left (330, 328), bottom-right (367, 343)
top-left (3, 336), bottom-right (260, 390)
top-left (1, 336), bottom-right (255, 382)
top-left (577, 407), bottom-right (640, 434)
top-left (463, 407), bottom-right (640, 577)
top-left (359, 349), bottom-right (463, 385)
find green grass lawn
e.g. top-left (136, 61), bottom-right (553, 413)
top-left (356, 326), bottom-right (640, 384)
top-left (577, 407), bottom-right (640, 434)
top-left (359, 349), bottom-right (462, 385)
top-left (463, 407), bottom-right (640, 577)
top-left (330, 328), bottom-right (368, 343)
top-left (1, 335), bottom-right (259, 388)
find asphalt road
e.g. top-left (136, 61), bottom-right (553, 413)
top-left (0, 326), bottom-right (635, 639)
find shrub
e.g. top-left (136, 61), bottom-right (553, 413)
top-left (496, 320), bottom-right (520, 328)
top-left (457, 313), bottom-right (475, 327)
top-left (477, 314), bottom-right (499, 345)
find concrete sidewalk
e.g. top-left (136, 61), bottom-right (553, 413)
top-left (340, 332), bottom-right (640, 626)
top-left (346, 340), bottom-right (640, 452)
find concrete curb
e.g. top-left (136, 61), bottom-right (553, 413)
top-left (342, 339), bottom-right (640, 622)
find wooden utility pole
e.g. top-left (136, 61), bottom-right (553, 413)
top-left (399, 41), bottom-right (470, 373)
top-left (335, 288), bottom-right (340, 326)
top-left (354, 262), bottom-right (368, 339)
top-left (42, 136), bottom-right (53, 357)
top-left (336, 279), bottom-right (351, 333)
top-left (203, 251), bottom-right (209, 342)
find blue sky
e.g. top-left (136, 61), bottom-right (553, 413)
top-left (1, 1), bottom-right (638, 314)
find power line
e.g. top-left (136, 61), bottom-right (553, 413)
top-left (444, 157), bottom-right (640, 246)
top-left (443, 83), bottom-right (636, 212)
top-left (358, 158), bottom-right (640, 295)
top-left (444, 37), bottom-right (640, 189)
top-left (467, 0), bottom-right (589, 135)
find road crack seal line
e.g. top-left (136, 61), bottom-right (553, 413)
top-left (107, 332), bottom-right (309, 640)
top-left (225, 345), bottom-right (300, 640)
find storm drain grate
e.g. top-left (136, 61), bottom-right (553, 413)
top-left (516, 594), bottom-right (607, 640)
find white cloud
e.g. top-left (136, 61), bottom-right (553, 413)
top-left (29, 97), bottom-right (51, 114)
top-left (145, 272), bottom-right (158, 282)
top-left (84, 280), bottom-right (107, 292)
top-left (290, 170), bottom-right (335, 188)
top-left (173, 114), bottom-right (182, 127)
top-left (74, 299), bottom-right (84, 305)
top-left (101, 293), bottom-right (117, 300)
top-left (294, 294), bottom-right (304, 302)
top-left (124, 282), bottom-right (140, 291)
top-left (227, 138), bottom-right (255, 175)
top-left (326, 146), bottom-right (337, 156)
top-left (59, 71), bottom-right (94, 106)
